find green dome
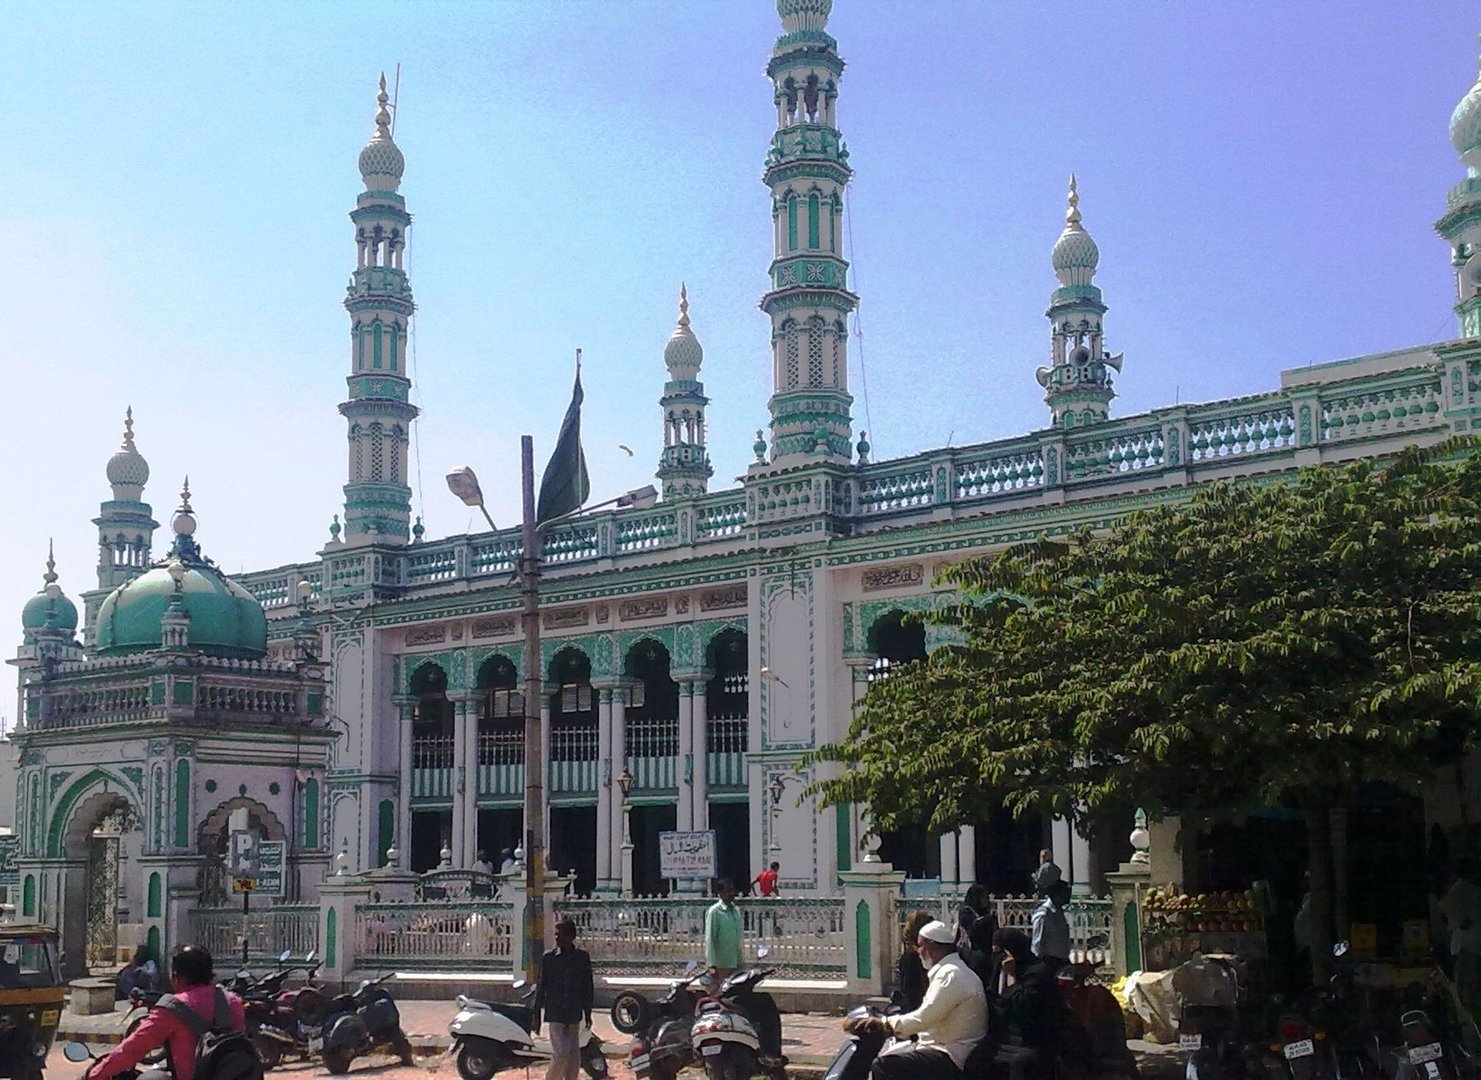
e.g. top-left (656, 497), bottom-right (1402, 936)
top-left (21, 589), bottom-right (78, 637)
top-left (95, 564), bottom-right (267, 659)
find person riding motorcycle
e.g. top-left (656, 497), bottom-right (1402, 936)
top-left (89, 945), bottom-right (246, 1080)
top-left (855, 920), bottom-right (987, 1079)
top-left (987, 928), bottom-right (1061, 1080)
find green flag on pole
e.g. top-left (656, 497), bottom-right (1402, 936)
top-left (536, 364), bottom-right (591, 524)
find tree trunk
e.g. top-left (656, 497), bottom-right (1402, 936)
top-left (1305, 806), bottom-right (1335, 985)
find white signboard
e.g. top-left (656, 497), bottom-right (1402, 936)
top-left (659, 830), bottom-right (717, 879)
top-left (229, 831), bottom-right (285, 898)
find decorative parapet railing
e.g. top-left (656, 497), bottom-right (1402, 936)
top-left (354, 901), bottom-right (514, 969)
top-left (238, 352), bottom-right (1451, 606)
top-left (888, 893), bottom-right (1115, 967)
top-left (553, 896), bottom-right (846, 980)
top-left (190, 905), bottom-right (320, 961)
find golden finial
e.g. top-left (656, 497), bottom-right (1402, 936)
top-left (374, 72), bottom-right (393, 136)
top-left (677, 283), bottom-right (691, 331)
top-left (1066, 173), bottom-right (1082, 228)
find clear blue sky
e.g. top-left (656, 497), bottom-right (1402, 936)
top-left (1, 1), bottom-right (1474, 692)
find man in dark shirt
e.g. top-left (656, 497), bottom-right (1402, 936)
top-left (533, 919), bottom-right (594, 1080)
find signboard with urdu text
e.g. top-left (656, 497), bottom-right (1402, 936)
top-left (658, 830), bottom-right (717, 879)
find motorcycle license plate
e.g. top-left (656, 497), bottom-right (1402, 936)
top-left (1179, 1034), bottom-right (1202, 1051)
top-left (1409, 1043), bottom-right (1444, 1065)
top-left (1283, 1039), bottom-right (1315, 1060)
top-left (701, 1044), bottom-right (724, 1057)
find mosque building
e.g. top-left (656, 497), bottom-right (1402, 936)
top-left (12, 1), bottom-right (1481, 971)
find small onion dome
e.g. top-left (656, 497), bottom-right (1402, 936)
top-left (1451, 54), bottom-right (1481, 173)
top-left (94, 481), bottom-right (266, 659)
top-left (664, 284), bottom-right (704, 379)
top-left (777, 0), bottom-right (832, 33)
top-left (106, 407), bottom-right (150, 495)
top-left (358, 73), bottom-right (405, 188)
top-left (21, 544), bottom-right (77, 639)
top-left (1052, 174), bottom-right (1100, 287)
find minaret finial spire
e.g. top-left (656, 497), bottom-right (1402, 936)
top-left (43, 540), bottom-right (57, 587)
top-left (1066, 173), bottom-right (1082, 227)
top-left (677, 283), bottom-right (690, 331)
top-left (122, 406), bottom-right (135, 450)
top-left (375, 72), bottom-right (392, 137)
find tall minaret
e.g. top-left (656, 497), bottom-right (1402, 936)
top-left (761, 0), bottom-right (857, 464)
top-left (93, 408), bottom-right (157, 590)
top-left (1437, 44), bottom-right (1481, 338)
top-left (657, 285), bottom-right (713, 499)
top-left (340, 74), bottom-right (419, 545)
top-left (1036, 176), bottom-right (1122, 428)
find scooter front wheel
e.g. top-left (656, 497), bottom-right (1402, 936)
top-left (323, 1047), bottom-right (355, 1075)
top-left (610, 991), bottom-right (650, 1035)
top-left (456, 1042), bottom-right (504, 1080)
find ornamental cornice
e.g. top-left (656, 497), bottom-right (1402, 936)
top-left (338, 399), bottom-right (420, 421)
top-left (344, 296), bottom-right (415, 318)
top-left (349, 204), bottom-right (411, 225)
top-left (765, 160), bottom-right (852, 188)
top-left (761, 285), bottom-right (859, 313)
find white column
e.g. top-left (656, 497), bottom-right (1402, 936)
top-left (464, 700), bottom-right (480, 866)
top-left (540, 688), bottom-right (552, 862)
top-left (939, 831), bottom-right (959, 889)
top-left (959, 824), bottom-right (977, 886)
top-left (692, 684), bottom-right (709, 831)
top-left (676, 683), bottom-right (695, 833)
top-left (451, 698), bottom-right (469, 867)
top-left (595, 689), bottom-right (613, 888)
top-left (1051, 816), bottom-right (1072, 887)
top-left (1071, 821), bottom-right (1092, 896)
top-left (610, 688), bottom-right (628, 885)
top-left (395, 697), bottom-right (414, 869)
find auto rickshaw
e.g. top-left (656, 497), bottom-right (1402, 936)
top-left (0, 925), bottom-right (64, 1080)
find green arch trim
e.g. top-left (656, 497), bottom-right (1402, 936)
top-left (325, 908), bottom-right (338, 968)
top-left (854, 899), bottom-right (872, 979)
top-left (21, 876), bottom-right (34, 917)
top-left (173, 760), bottom-right (191, 848)
top-left (303, 779), bottom-right (320, 850)
top-left (147, 873), bottom-right (162, 918)
top-left (147, 925), bottom-right (161, 961)
top-left (377, 800), bottom-right (394, 867)
top-left (1123, 898), bottom-right (1141, 972)
top-left (44, 767), bottom-right (142, 857)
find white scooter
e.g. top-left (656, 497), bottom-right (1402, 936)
top-left (448, 981), bottom-right (607, 1080)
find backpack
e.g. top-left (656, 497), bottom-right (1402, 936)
top-left (158, 988), bottom-right (264, 1080)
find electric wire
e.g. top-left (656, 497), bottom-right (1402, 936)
top-left (844, 180), bottom-right (874, 453)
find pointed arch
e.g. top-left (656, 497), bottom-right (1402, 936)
top-left (46, 767), bottom-right (143, 858)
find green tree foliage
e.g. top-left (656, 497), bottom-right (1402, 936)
top-left (805, 439), bottom-right (1481, 974)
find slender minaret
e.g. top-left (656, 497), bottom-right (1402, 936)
top-left (93, 408), bottom-right (157, 590)
top-left (1437, 42), bottom-right (1481, 338)
top-left (340, 74), bottom-right (420, 544)
top-left (761, 0), bottom-right (857, 464)
top-left (1036, 176), bottom-right (1122, 428)
top-left (657, 285), bottom-right (713, 499)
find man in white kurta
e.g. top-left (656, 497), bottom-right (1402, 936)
top-left (867, 919), bottom-right (988, 1079)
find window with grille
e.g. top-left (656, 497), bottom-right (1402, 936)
top-left (785, 326), bottom-right (800, 389)
top-left (832, 331), bottom-right (843, 386)
top-left (351, 428), bottom-right (363, 480)
top-left (389, 428), bottom-right (401, 481)
top-left (807, 320), bottom-right (825, 386)
top-left (560, 683), bottom-right (594, 713)
top-left (486, 689), bottom-right (525, 719)
top-left (370, 425), bottom-right (384, 481)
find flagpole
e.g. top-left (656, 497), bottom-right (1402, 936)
top-left (520, 433), bottom-right (545, 983)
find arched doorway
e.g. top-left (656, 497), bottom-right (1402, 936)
top-left (625, 640), bottom-right (678, 896)
top-left (475, 655), bottom-right (523, 868)
top-left (548, 648), bottom-right (597, 893)
top-left (409, 662), bottom-right (453, 871)
top-left (705, 629), bottom-right (750, 889)
top-left (59, 787), bottom-right (142, 977)
top-left (196, 798), bottom-right (287, 906)
top-left (867, 612), bottom-right (939, 880)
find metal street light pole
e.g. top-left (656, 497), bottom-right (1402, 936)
top-left (519, 435), bottom-right (545, 985)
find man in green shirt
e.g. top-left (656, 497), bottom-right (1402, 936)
top-left (704, 877), bottom-right (743, 990)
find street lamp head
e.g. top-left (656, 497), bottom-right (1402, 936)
top-left (617, 484), bottom-right (659, 511)
top-left (769, 773), bottom-right (786, 806)
top-left (617, 765), bottom-right (634, 797)
top-left (445, 466), bottom-right (485, 507)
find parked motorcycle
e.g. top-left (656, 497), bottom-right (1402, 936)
top-left (447, 982), bottom-right (607, 1080)
top-left (612, 962), bottom-right (704, 1036)
top-left (1173, 954), bottom-right (1254, 1080)
top-left (689, 956), bottom-right (787, 1080)
top-left (624, 962), bottom-right (707, 1080)
top-left (312, 972), bottom-right (412, 1075)
top-left (821, 1004), bottom-right (892, 1080)
top-left (246, 952), bottom-right (323, 1069)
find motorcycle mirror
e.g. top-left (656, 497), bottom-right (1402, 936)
top-left (756, 946), bottom-right (770, 959)
top-left (1333, 941), bottom-right (1349, 958)
top-left (236, 970), bottom-right (250, 980)
top-left (305, 950), bottom-right (317, 963)
top-left (63, 1043), bottom-right (93, 1063)
top-left (512, 979), bottom-right (527, 991)
top-left (279, 949), bottom-right (292, 963)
